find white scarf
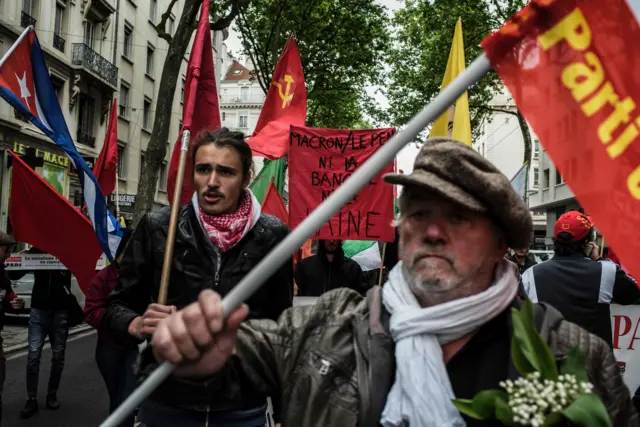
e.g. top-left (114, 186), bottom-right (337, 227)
top-left (380, 258), bottom-right (519, 427)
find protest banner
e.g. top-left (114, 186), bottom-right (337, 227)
top-left (288, 126), bottom-right (396, 242)
top-left (4, 253), bottom-right (107, 270)
top-left (611, 304), bottom-right (640, 395)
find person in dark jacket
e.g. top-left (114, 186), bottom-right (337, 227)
top-left (19, 246), bottom-right (75, 418)
top-left (0, 232), bottom-right (24, 423)
top-left (522, 211), bottom-right (639, 347)
top-left (295, 240), bottom-right (364, 296)
top-left (506, 247), bottom-right (537, 275)
top-left (104, 128), bottom-right (293, 427)
top-left (84, 228), bottom-right (135, 427)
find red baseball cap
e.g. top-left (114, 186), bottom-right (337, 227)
top-left (554, 211), bottom-right (593, 242)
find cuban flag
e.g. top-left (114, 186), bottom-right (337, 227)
top-left (0, 27), bottom-right (121, 261)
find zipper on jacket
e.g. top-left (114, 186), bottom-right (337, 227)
top-left (214, 250), bottom-right (221, 288)
top-left (205, 405), bottom-right (210, 427)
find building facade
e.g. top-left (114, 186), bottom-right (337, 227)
top-left (0, 0), bottom-right (228, 227)
top-left (472, 90), bottom-right (547, 247)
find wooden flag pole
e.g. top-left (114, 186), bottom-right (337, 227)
top-left (377, 242), bottom-right (388, 287)
top-left (157, 130), bottom-right (190, 305)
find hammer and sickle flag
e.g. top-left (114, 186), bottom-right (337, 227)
top-left (248, 36), bottom-right (307, 160)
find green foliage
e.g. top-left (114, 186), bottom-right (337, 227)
top-left (385, 0), bottom-right (526, 141)
top-left (234, 0), bottom-right (389, 129)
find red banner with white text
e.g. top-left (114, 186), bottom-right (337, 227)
top-left (288, 126), bottom-right (396, 242)
top-left (482, 0), bottom-right (640, 283)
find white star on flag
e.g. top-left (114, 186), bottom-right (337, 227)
top-left (15, 71), bottom-right (32, 111)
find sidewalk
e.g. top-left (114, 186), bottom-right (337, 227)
top-left (2, 322), bottom-right (93, 355)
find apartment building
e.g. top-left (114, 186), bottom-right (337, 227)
top-left (473, 90), bottom-right (547, 248)
top-left (0, 0), bottom-right (227, 226)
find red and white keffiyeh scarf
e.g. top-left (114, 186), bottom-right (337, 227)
top-left (199, 191), bottom-right (253, 253)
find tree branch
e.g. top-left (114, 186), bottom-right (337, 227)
top-left (210, 0), bottom-right (249, 31)
top-left (490, 0), bottom-right (510, 22)
top-left (155, 0), bottom-right (179, 42)
top-left (236, 11), bottom-right (270, 93)
top-left (471, 104), bottom-right (518, 117)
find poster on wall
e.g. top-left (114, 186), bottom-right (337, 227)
top-left (42, 163), bottom-right (66, 195)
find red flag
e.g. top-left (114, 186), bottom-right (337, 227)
top-left (93, 98), bottom-right (118, 196)
top-left (248, 37), bottom-right (307, 160)
top-left (167, 0), bottom-right (221, 206)
top-left (9, 152), bottom-right (103, 294)
top-left (261, 178), bottom-right (288, 225)
top-left (482, 0), bottom-right (640, 283)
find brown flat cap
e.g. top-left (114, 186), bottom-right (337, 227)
top-left (0, 232), bottom-right (16, 246)
top-left (384, 137), bottom-right (533, 249)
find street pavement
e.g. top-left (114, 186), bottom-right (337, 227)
top-left (2, 330), bottom-right (111, 427)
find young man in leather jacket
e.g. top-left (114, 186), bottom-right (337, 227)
top-left (104, 128), bottom-right (293, 427)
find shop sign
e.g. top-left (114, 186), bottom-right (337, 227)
top-left (12, 142), bottom-right (69, 168)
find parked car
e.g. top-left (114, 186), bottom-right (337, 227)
top-left (8, 273), bottom-right (83, 316)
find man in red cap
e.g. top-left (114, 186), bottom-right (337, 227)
top-left (522, 210), bottom-right (639, 347)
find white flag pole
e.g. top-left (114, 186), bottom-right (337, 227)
top-left (0, 26), bottom-right (32, 69)
top-left (100, 53), bottom-right (493, 427)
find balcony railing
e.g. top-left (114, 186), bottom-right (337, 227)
top-left (220, 94), bottom-right (265, 104)
top-left (72, 43), bottom-right (118, 88)
top-left (77, 130), bottom-right (96, 147)
top-left (53, 34), bottom-right (66, 52)
top-left (21, 11), bottom-right (36, 28)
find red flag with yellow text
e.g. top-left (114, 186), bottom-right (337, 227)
top-left (247, 37), bottom-right (306, 159)
top-left (482, 0), bottom-right (640, 283)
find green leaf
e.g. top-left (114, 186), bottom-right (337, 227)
top-left (510, 318), bottom-right (536, 376)
top-left (511, 301), bottom-right (559, 380)
top-left (543, 412), bottom-right (564, 426)
top-left (495, 397), bottom-right (516, 426)
top-left (452, 399), bottom-right (484, 420)
top-left (471, 390), bottom-right (509, 419)
top-left (560, 346), bottom-right (588, 383)
top-left (562, 394), bottom-right (613, 427)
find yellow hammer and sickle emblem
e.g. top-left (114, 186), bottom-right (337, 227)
top-left (272, 74), bottom-right (294, 109)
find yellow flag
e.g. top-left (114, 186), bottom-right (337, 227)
top-left (429, 19), bottom-right (471, 146)
top-left (119, 216), bottom-right (127, 227)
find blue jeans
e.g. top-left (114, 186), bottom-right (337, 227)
top-left (95, 337), bottom-right (138, 427)
top-left (139, 400), bottom-right (267, 427)
top-left (26, 308), bottom-right (69, 399)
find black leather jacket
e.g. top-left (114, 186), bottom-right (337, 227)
top-left (104, 202), bottom-right (293, 414)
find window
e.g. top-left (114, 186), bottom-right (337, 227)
top-left (143, 98), bottom-right (152, 130)
top-left (51, 76), bottom-right (64, 105)
top-left (533, 139), bottom-right (540, 160)
top-left (158, 162), bottom-right (167, 191)
top-left (54, 1), bottom-right (65, 35)
top-left (543, 168), bottom-right (550, 188)
top-left (117, 145), bottom-right (126, 179)
top-left (178, 119), bottom-right (182, 134)
top-left (146, 44), bottom-right (155, 76)
top-left (83, 20), bottom-right (95, 49)
top-left (77, 95), bottom-right (96, 147)
top-left (222, 112), bottom-right (226, 121)
top-left (238, 112), bottom-right (248, 128)
top-left (123, 22), bottom-right (133, 59)
top-left (139, 153), bottom-right (146, 180)
top-left (22, 0), bottom-right (33, 15)
top-left (150, 0), bottom-right (157, 23)
top-left (240, 87), bottom-right (249, 101)
top-left (167, 16), bottom-right (175, 35)
top-left (555, 168), bottom-right (564, 185)
top-left (119, 81), bottom-right (130, 118)
top-left (180, 77), bottom-right (185, 103)
top-left (533, 167), bottom-right (539, 187)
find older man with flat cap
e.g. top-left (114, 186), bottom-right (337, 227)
top-left (151, 138), bottom-right (636, 427)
